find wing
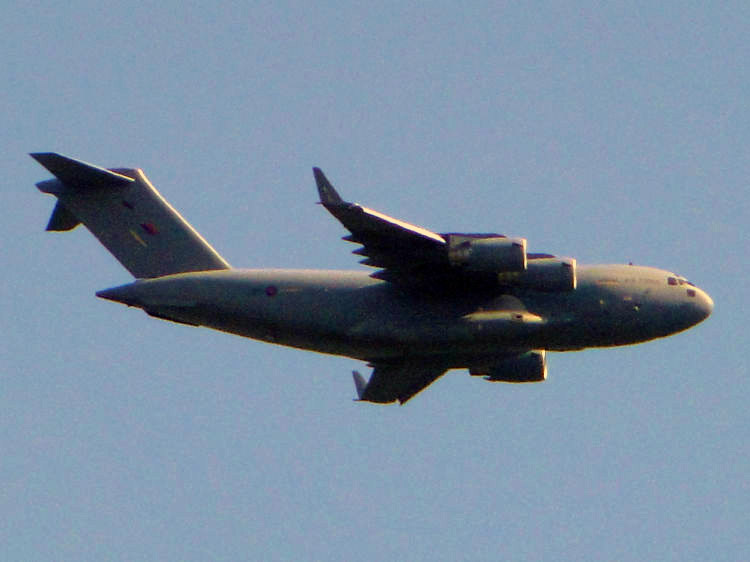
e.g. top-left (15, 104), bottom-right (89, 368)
top-left (314, 168), bottom-right (455, 286)
top-left (313, 168), bottom-right (538, 291)
top-left (352, 362), bottom-right (448, 405)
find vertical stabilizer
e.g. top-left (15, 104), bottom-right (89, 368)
top-left (31, 153), bottom-right (231, 278)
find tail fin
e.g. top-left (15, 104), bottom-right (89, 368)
top-left (31, 153), bottom-right (231, 278)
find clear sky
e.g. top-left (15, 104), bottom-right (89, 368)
top-left (2, 2), bottom-right (748, 560)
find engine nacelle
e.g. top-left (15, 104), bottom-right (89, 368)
top-left (471, 350), bottom-right (547, 383)
top-left (447, 235), bottom-right (527, 273)
top-left (496, 257), bottom-right (577, 292)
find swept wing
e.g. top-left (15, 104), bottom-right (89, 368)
top-left (315, 168), bottom-right (451, 285)
top-left (352, 363), bottom-right (448, 404)
top-left (314, 168), bottom-right (524, 290)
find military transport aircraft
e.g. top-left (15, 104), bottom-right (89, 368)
top-left (31, 153), bottom-right (713, 404)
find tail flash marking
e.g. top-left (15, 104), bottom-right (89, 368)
top-left (140, 223), bottom-right (158, 236)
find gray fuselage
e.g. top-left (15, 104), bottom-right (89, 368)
top-left (97, 263), bottom-right (713, 369)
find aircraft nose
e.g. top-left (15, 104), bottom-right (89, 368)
top-left (696, 288), bottom-right (714, 321)
top-left (683, 286), bottom-right (713, 327)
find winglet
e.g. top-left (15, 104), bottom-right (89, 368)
top-left (313, 167), bottom-right (344, 206)
top-left (352, 370), bottom-right (367, 400)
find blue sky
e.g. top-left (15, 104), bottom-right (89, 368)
top-left (2, 2), bottom-right (748, 560)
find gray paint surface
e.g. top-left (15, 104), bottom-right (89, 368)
top-left (34, 155), bottom-right (712, 403)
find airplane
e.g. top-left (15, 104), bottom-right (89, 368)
top-left (31, 152), bottom-right (713, 404)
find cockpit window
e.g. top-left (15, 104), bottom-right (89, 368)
top-left (668, 275), bottom-right (693, 286)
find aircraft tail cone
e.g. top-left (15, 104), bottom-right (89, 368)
top-left (96, 283), bottom-right (143, 307)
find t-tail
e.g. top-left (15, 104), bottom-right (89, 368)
top-left (31, 153), bottom-right (231, 278)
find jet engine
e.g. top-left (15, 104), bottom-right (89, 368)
top-left (447, 235), bottom-right (527, 273)
top-left (497, 257), bottom-right (577, 292)
top-left (471, 350), bottom-right (547, 383)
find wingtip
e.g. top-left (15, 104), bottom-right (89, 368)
top-left (313, 167), bottom-right (344, 205)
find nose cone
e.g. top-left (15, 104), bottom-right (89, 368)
top-left (695, 288), bottom-right (714, 322)
top-left (680, 286), bottom-right (713, 330)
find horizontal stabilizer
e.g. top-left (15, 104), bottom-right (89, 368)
top-left (30, 152), bottom-right (134, 189)
top-left (46, 200), bottom-right (81, 231)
